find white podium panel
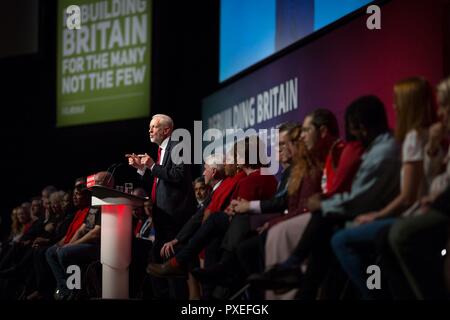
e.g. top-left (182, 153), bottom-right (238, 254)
top-left (91, 186), bottom-right (146, 299)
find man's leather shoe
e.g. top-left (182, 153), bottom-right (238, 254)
top-left (146, 261), bottom-right (187, 278)
top-left (53, 288), bottom-right (71, 300)
top-left (191, 264), bottom-right (230, 285)
top-left (247, 264), bottom-right (303, 290)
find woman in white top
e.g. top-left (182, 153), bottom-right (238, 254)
top-left (330, 77), bottom-right (436, 299)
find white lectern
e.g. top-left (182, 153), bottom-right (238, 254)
top-left (91, 185), bottom-right (147, 299)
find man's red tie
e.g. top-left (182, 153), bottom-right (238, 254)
top-left (151, 147), bottom-right (162, 204)
top-left (134, 220), bottom-right (143, 237)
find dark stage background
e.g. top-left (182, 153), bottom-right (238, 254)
top-left (0, 0), bottom-right (219, 237)
top-left (0, 0), bottom-right (449, 239)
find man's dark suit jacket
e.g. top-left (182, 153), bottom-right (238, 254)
top-left (259, 165), bottom-right (291, 213)
top-left (144, 138), bottom-right (195, 226)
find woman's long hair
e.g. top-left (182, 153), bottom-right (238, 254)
top-left (394, 77), bottom-right (436, 141)
top-left (10, 207), bottom-right (22, 237)
top-left (287, 125), bottom-right (320, 196)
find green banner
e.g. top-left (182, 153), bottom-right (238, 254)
top-left (57, 0), bottom-right (151, 127)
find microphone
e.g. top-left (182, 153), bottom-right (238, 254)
top-left (105, 162), bottom-right (124, 187)
top-left (86, 163), bottom-right (124, 189)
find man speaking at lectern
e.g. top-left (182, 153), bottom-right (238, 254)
top-left (127, 114), bottom-right (195, 299)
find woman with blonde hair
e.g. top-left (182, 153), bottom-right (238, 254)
top-left (255, 125), bottom-right (324, 231)
top-left (10, 206), bottom-right (32, 243)
top-left (0, 207), bottom-right (25, 259)
top-left (9, 207), bottom-right (23, 242)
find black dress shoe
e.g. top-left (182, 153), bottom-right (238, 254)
top-left (191, 264), bottom-right (230, 285)
top-left (53, 288), bottom-right (71, 300)
top-left (247, 265), bottom-right (303, 290)
top-left (146, 261), bottom-right (187, 278)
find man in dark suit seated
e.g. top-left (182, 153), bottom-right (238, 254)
top-left (159, 157), bottom-right (225, 260)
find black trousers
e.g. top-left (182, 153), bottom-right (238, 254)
top-left (386, 211), bottom-right (450, 299)
top-left (290, 211), bottom-right (346, 300)
top-left (33, 246), bottom-right (56, 296)
top-left (175, 212), bottom-right (230, 266)
top-left (235, 232), bottom-right (267, 300)
top-left (130, 238), bottom-right (153, 298)
top-left (236, 231), bottom-right (267, 277)
top-left (151, 208), bottom-right (189, 300)
top-left (221, 215), bottom-right (251, 252)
